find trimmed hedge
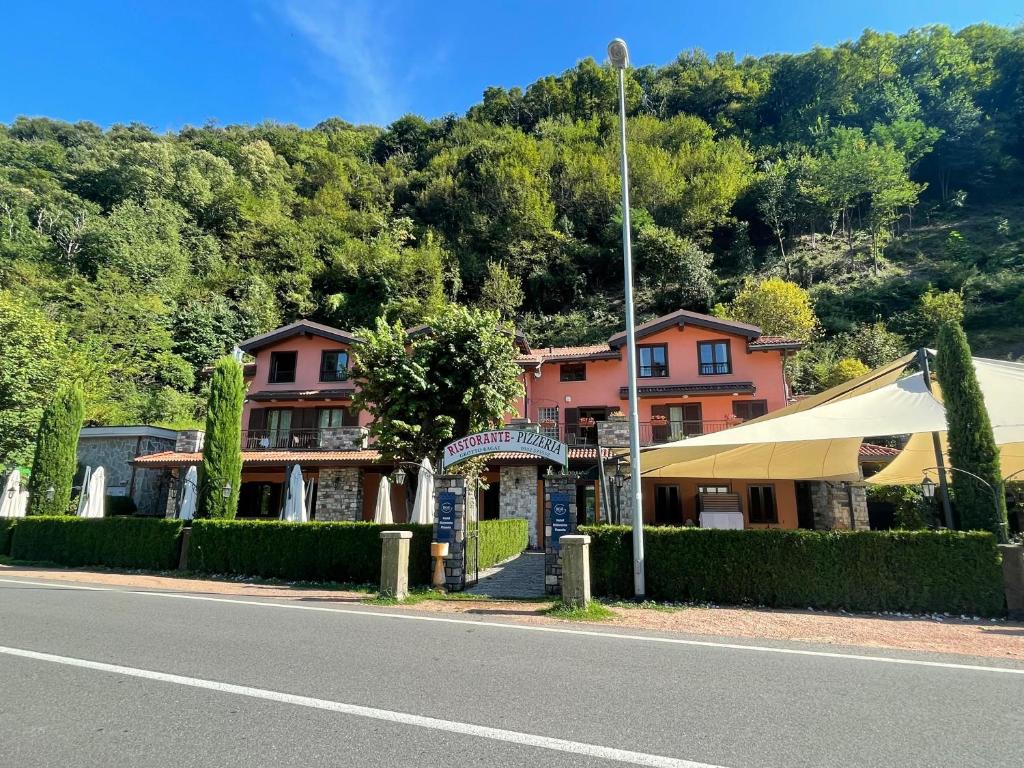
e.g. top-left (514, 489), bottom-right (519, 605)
top-left (188, 519), bottom-right (434, 585)
top-left (10, 517), bottom-right (185, 570)
top-left (0, 519), bottom-right (17, 555)
top-left (579, 525), bottom-right (1006, 616)
top-left (477, 519), bottom-right (528, 570)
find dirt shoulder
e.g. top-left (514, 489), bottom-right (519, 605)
top-left (3, 563), bottom-right (1021, 661)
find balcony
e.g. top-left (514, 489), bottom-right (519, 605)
top-left (535, 418), bottom-right (743, 448)
top-left (241, 428), bottom-right (368, 451)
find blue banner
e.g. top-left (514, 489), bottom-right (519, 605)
top-left (436, 491), bottom-right (457, 543)
top-left (550, 492), bottom-right (572, 550)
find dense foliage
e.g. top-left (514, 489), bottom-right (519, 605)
top-left (0, 519), bottom-right (16, 555)
top-left (27, 385), bottom-right (84, 515)
top-left (2, 24), bottom-right (1023, 464)
top-left (936, 323), bottom-right (1008, 539)
top-left (477, 519), bottom-right (529, 570)
top-left (188, 519), bottom-right (433, 585)
top-left (197, 357), bottom-right (244, 519)
top-left (579, 525), bottom-right (1006, 615)
top-left (9, 517), bottom-right (185, 569)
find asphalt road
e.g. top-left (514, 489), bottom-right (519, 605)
top-left (1, 577), bottom-right (1022, 768)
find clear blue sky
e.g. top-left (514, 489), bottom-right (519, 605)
top-left (3, 1), bottom-right (1021, 130)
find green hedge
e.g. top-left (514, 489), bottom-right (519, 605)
top-left (0, 519), bottom-right (17, 555)
top-left (10, 517), bottom-right (185, 570)
top-left (579, 525), bottom-right (1006, 616)
top-left (477, 519), bottom-right (528, 570)
top-left (188, 520), bottom-right (434, 585)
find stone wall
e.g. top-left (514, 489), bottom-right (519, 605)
top-left (811, 482), bottom-right (869, 530)
top-left (434, 475), bottom-right (474, 591)
top-left (320, 427), bottom-right (369, 450)
top-left (175, 430), bottom-right (205, 452)
top-left (500, 465), bottom-right (538, 548)
top-left (597, 416), bottom-right (630, 448)
top-left (317, 468), bottom-right (364, 521)
top-left (77, 432), bottom-right (176, 517)
top-left (543, 475), bottom-right (578, 595)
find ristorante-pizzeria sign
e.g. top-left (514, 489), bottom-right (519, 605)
top-left (441, 429), bottom-right (568, 470)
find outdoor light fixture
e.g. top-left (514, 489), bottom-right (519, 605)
top-left (613, 463), bottom-right (626, 490)
top-left (533, 369), bottom-right (542, 379)
top-left (392, 467), bottom-right (407, 486)
top-left (6, 487), bottom-right (14, 499)
top-left (45, 486), bottom-right (55, 502)
top-left (920, 475), bottom-right (936, 498)
top-left (221, 483), bottom-right (232, 499)
top-left (607, 38), bottom-right (629, 69)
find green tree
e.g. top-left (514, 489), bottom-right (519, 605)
top-left (197, 357), bottom-right (244, 519)
top-left (821, 357), bottom-right (870, 388)
top-left (353, 307), bottom-right (524, 465)
top-left (935, 323), bottom-right (1007, 540)
top-left (27, 384), bottom-right (85, 516)
top-left (718, 278), bottom-right (818, 340)
top-left (478, 262), bottom-right (524, 319)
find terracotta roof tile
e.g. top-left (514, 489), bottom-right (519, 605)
top-left (748, 336), bottom-right (803, 349)
top-left (859, 443), bottom-right (900, 458)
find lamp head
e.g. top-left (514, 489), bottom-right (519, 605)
top-left (920, 475), bottom-right (936, 499)
top-left (221, 482), bottom-right (232, 499)
top-left (393, 466), bottom-right (407, 486)
top-left (608, 38), bottom-right (629, 70)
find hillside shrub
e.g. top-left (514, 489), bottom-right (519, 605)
top-left (0, 519), bottom-right (16, 555)
top-left (10, 517), bottom-right (184, 569)
top-left (27, 384), bottom-right (85, 516)
top-left (189, 520), bottom-right (434, 585)
top-left (578, 525), bottom-right (1005, 616)
top-left (477, 519), bottom-right (528, 569)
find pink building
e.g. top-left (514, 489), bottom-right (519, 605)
top-left (137, 310), bottom-right (875, 543)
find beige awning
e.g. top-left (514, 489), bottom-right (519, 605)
top-left (868, 431), bottom-right (1024, 485)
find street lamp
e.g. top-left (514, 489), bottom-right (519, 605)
top-left (920, 476), bottom-right (936, 499)
top-left (609, 37), bottom-right (645, 597)
top-left (392, 466), bottom-right (408, 486)
top-left (921, 468), bottom-right (1008, 543)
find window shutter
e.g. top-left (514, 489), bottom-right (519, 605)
top-left (343, 407), bottom-right (360, 427)
top-left (650, 404), bottom-right (669, 442)
top-left (248, 408), bottom-right (267, 430)
top-left (293, 408), bottom-right (317, 431)
top-left (564, 407), bottom-right (579, 426)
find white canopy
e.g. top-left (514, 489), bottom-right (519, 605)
top-left (409, 458), bottom-right (435, 525)
top-left (373, 475), bottom-right (394, 524)
top-left (80, 467), bottom-right (106, 518)
top-left (281, 465), bottom-right (308, 522)
top-left (641, 355), bottom-right (1024, 482)
top-left (0, 470), bottom-right (24, 518)
top-left (177, 466), bottom-right (198, 521)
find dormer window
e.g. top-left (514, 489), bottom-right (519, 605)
top-left (320, 350), bottom-right (349, 382)
top-left (268, 351), bottom-right (297, 383)
top-left (698, 340), bottom-right (731, 375)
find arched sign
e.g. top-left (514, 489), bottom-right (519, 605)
top-left (441, 429), bottom-right (568, 471)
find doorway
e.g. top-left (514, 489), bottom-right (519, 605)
top-left (654, 484), bottom-right (683, 525)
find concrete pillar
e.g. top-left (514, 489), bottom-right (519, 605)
top-left (434, 475), bottom-right (470, 591)
top-left (999, 543), bottom-right (1024, 620)
top-left (380, 530), bottom-right (413, 600)
top-left (560, 534), bottom-right (591, 608)
top-left (544, 475), bottom-right (578, 595)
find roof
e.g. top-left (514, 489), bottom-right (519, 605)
top-left (200, 363), bottom-right (257, 378)
top-left (238, 320), bottom-right (361, 354)
top-left (747, 336), bottom-right (803, 351)
top-left (608, 309), bottom-right (762, 349)
top-left (859, 443), bottom-right (900, 459)
top-left (535, 345), bottom-right (621, 363)
top-left (247, 386), bottom-right (356, 402)
top-left (620, 382), bottom-right (756, 399)
top-left (79, 426), bottom-right (179, 440)
top-left (409, 323), bottom-right (531, 353)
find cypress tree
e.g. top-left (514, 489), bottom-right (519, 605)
top-left (935, 323), bottom-right (1007, 540)
top-left (28, 384), bottom-right (85, 515)
top-left (197, 356), bottom-right (244, 519)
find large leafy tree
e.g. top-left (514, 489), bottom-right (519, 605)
top-left (28, 384), bottom-right (85, 515)
top-left (197, 357), bottom-right (244, 519)
top-left (352, 307), bottom-right (525, 466)
top-left (935, 323), bottom-right (1007, 540)
top-left (717, 278), bottom-right (818, 341)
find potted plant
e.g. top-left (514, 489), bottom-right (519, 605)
top-left (578, 416), bottom-right (596, 427)
top-left (650, 414), bottom-right (668, 424)
top-left (608, 410), bottom-right (626, 421)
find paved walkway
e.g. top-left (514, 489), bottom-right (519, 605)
top-left (466, 551), bottom-right (546, 598)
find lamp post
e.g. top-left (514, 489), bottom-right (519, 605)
top-left (609, 37), bottom-right (645, 597)
top-left (921, 468), bottom-right (1008, 543)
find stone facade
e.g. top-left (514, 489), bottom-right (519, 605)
top-left (597, 416), bottom-right (630, 448)
top-left (543, 475), bottom-right (578, 594)
top-left (433, 475), bottom-right (474, 591)
top-left (316, 468), bottom-right (364, 521)
top-left (175, 430), bottom-right (205, 452)
top-left (77, 427), bottom-right (178, 516)
top-left (811, 482), bottom-right (869, 530)
top-left (320, 427), bottom-right (369, 450)
top-left (500, 465), bottom-right (539, 548)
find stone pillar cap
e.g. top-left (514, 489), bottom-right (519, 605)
top-left (559, 534), bottom-right (591, 545)
top-left (380, 530), bottom-right (414, 540)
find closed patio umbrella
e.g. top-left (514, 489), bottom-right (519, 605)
top-left (373, 475), bottom-right (393, 524)
top-left (81, 467), bottom-right (106, 518)
top-left (75, 466), bottom-right (93, 516)
top-left (409, 458), bottom-right (434, 525)
top-left (0, 470), bottom-right (22, 518)
top-left (282, 465), bottom-right (308, 522)
top-left (177, 465), bottom-right (198, 521)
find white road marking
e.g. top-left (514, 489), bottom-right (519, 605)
top-left (0, 644), bottom-right (725, 768)
top-left (2, 576), bottom-right (1022, 676)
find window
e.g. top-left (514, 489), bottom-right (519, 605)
top-left (698, 341), bottom-right (731, 375)
top-left (559, 363), bottom-right (586, 382)
top-left (748, 485), bottom-right (778, 524)
top-left (638, 344), bottom-right (668, 378)
top-left (319, 350), bottom-right (349, 382)
top-left (269, 351), bottom-right (297, 383)
top-left (732, 400), bottom-right (768, 421)
top-left (698, 485), bottom-right (730, 494)
top-left (318, 408), bottom-right (347, 428)
top-left (537, 406), bottom-right (559, 439)
top-left (266, 408), bottom-right (292, 448)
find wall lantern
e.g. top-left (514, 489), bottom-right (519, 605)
top-left (392, 467), bottom-right (407, 486)
top-left (221, 483), bottom-right (232, 499)
top-left (920, 475), bottom-right (936, 498)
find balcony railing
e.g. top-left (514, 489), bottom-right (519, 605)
top-left (242, 428), bottom-right (330, 450)
top-left (534, 418), bottom-right (743, 448)
top-left (698, 362), bottom-right (732, 375)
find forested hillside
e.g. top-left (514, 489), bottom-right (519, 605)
top-left (2, 24), bottom-right (1023, 465)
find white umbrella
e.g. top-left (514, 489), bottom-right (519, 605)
top-left (76, 466), bottom-right (93, 516)
top-left (373, 475), bottom-right (393, 524)
top-left (177, 466), bottom-right (198, 521)
top-left (409, 458), bottom-right (434, 525)
top-left (0, 470), bottom-right (22, 518)
top-left (282, 465), bottom-right (308, 522)
top-left (14, 489), bottom-right (28, 518)
top-left (81, 466), bottom-right (106, 518)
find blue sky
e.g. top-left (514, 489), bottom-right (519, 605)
top-left (2, 1), bottom-right (1021, 130)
